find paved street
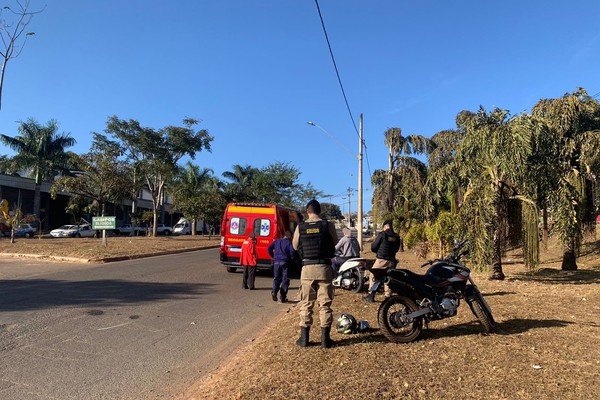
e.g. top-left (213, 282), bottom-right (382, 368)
top-left (0, 250), bottom-right (291, 400)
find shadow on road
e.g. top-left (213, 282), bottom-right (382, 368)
top-left (0, 278), bottom-right (216, 311)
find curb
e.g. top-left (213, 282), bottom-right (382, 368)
top-left (0, 245), bottom-right (220, 264)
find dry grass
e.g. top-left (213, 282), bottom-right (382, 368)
top-left (0, 234), bottom-right (220, 262)
top-left (182, 238), bottom-right (600, 400)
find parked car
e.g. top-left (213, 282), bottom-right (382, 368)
top-left (14, 224), bottom-right (36, 238)
top-left (147, 224), bottom-right (173, 235)
top-left (50, 224), bottom-right (95, 238)
top-left (114, 224), bottom-right (145, 236)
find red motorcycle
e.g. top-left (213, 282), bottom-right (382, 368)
top-left (377, 240), bottom-right (496, 343)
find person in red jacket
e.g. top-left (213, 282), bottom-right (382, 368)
top-left (241, 232), bottom-right (258, 290)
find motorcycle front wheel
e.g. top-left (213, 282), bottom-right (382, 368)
top-left (377, 295), bottom-right (423, 343)
top-left (468, 293), bottom-right (496, 333)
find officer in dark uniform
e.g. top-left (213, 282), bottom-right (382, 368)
top-left (292, 199), bottom-right (338, 348)
top-left (363, 220), bottom-right (401, 303)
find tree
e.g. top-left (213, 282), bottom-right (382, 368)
top-left (222, 164), bottom-right (258, 203)
top-left (0, 118), bottom-right (76, 222)
top-left (425, 129), bottom-right (465, 217)
top-left (383, 127), bottom-right (430, 215)
top-left (5, 205), bottom-right (36, 243)
top-left (0, 0), bottom-right (43, 110)
top-left (171, 161), bottom-right (224, 235)
top-left (0, 153), bottom-right (14, 173)
top-left (222, 162), bottom-right (322, 209)
top-left (452, 107), bottom-right (533, 279)
top-left (370, 169), bottom-right (388, 230)
top-left (104, 116), bottom-right (213, 237)
top-left (51, 133), bottom-right (133, 217)
top-left (253, 162), bottom-right (310, 208)
top-left (320, 202), bottom-right (343, 221)
top-left (529, 89), bottom-right (600, 270)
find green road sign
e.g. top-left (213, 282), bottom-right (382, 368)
top-left (92, 216), bottom-right (116, 230)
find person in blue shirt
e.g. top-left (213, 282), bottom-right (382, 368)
top-left (268, 230), bottom-right (296, 303)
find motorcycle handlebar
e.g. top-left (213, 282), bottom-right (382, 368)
top-left (421, 241), bottom-right (470, 267)
top-left (453, 240), bottom-right (469, 255)
top-left (420, 258), bottom-right (442, 268)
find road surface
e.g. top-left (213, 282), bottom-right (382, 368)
top-left (0, 249), bottom-right (290, 399)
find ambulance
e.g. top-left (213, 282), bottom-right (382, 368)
top-left (220, 203), bottom-right (301, 273)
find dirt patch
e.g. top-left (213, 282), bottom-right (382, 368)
top-left (181, 238), bottom-right (600, 400)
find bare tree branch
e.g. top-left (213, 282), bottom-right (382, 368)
top-left (0, 0), bottom-right (44, 110)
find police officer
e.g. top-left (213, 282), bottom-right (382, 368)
top-left (363, 220), bottom-right (400, 303)
top-left (292, 199), bottom-right (338, 348)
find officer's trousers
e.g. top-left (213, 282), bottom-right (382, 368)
top-left (298, 264), bottom-right (334, 328)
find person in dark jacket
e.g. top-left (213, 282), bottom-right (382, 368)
top-left (363, 220), bottom-right (400, 302)
top-left (268, 230), bottom-right (296, 303)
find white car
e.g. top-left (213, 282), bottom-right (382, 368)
top-left (114, 224), bottom-right (145, 236)
top-left (50, 224), bottom-right (95, 238)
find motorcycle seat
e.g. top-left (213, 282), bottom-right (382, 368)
top-left (389, 269), bottom-right (445, 287)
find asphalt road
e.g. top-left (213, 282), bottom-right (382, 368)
top-left (0, 250), bottom-right (291, 400)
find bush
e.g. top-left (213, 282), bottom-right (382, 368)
top-left (404, 223), bottom-right (425, 249)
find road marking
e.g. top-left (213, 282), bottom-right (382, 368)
top-left (97, 322), bottom-right (131, 331)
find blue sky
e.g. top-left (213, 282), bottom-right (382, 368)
top-left (1, 0), bottom-right (600, 214)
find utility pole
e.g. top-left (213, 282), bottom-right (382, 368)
top-left (357, 113), bottom-right (363, 249)
top-left (346, 187), bottom-right (352, 227)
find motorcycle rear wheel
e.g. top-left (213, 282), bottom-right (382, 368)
top-left (349, 268), bottom-right (364, 293)
top-left (469, 293), bottom-right (496, 333)
top-left (377, 295), bottom-right (422, 343)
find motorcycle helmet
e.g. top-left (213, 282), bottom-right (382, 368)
top-left (336, 313), bottom-right (357, 334)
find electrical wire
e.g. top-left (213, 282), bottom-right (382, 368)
top-left (314, 0), bottom-right (359, 138)
top-left (313, 0), bottom-right (374, 187)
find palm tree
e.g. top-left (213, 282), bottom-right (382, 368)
top-left (451, 107), bottom-right (533, 279)
top-left (423, 129), bottom-right (465, 219)
top-left (383, 127), bottom-right (430, 216)
top-left (0, 118), bottom-right (76, 221)
top-left (222, 164), bottom-right (257, 203)
top-left (171, 161), bottom-right (223, 235)
top-left (370, 169), bottom-right (388, 230)
top-left (529, 89), bottom-right (600, 270)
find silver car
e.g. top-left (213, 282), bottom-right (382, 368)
top-left (50, 224), bottom-right (95, 238)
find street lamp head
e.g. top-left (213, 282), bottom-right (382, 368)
top-left (306, 121), bottom-right (316, 126)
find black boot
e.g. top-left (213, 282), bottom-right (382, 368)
top-left (321, 326), bottom-right (335, 349)
top-left (296, 326), bottom-right (310, 347)
top-left (362, 292), bottom-right (376, 303)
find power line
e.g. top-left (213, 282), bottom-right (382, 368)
top-left (313, 0), bottom-right (374, 189)
top-left (314, 0), bottom-right (359, 138)
top-left (313, 0), bottom-right (375, 206)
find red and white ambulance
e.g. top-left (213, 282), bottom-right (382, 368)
top-left (219, 203), bottom-right (301, 272)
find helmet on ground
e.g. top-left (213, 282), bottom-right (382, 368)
top-left (356, 320), bottom-right (370, 333)
top-left (336, 313), bottom-right (357, 334)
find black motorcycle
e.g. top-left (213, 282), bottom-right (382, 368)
top-left (377, 240), bottom-right (496, 343)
